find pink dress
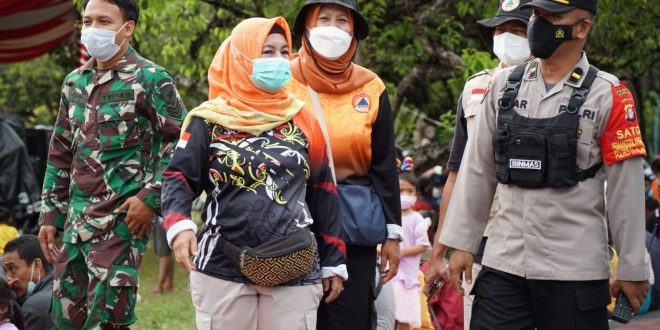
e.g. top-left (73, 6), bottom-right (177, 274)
top-left (391, 211), bottom-right (431, 327)
top-left (0, 321), bottom-right (18, 330)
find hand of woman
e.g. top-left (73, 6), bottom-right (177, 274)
top-left (379, 239), bottom-right (401, 284)
top-left (322, 275), bottom-right (344, 303)
top-left (172, 229), bottom-right (198, 272)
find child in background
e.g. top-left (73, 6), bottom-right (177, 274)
top-left (392, 159), bottom-right (431, 330)
top-left (151, 216), bottom-right (174, 294)
top-left (0, 277), bottom-right (24, 330)
top-left (0, 207), bottom-right (19, 254)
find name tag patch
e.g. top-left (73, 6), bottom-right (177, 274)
top-left (100, 90), bottom-right (135, 103)
top-left (509, 159), bottom-right (542, 170)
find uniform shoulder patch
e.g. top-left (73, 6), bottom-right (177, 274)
top-left (157, 78), bottom-right (183, 119)
top-left (469, 87), bottom-right (488, 103)
top-left (599, 81), bottom-right (646, 165)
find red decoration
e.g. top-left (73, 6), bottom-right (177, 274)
top-left (0, 0), bottom-right (77, 63)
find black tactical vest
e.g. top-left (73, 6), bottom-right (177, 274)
top-left (492, 64), bottom-right (603, 188)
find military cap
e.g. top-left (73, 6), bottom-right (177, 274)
top-left (521, 0), bottom-right (597, 15)
top-left (477, 0), bottom-right (534, 42)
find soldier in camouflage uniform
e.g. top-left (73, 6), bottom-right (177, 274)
top-left (37, 0), bottom-right (186, 329)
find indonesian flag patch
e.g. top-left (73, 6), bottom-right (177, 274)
top-left (176, 131), bottom-right (190, 149)
top-left (470, 88), bottom-right (487, 102)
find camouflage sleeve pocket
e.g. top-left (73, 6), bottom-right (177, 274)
top-left (106, 265), bottom-right (139, 324)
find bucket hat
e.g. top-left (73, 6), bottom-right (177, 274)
top-left (293, 0), bottom-right (369, 40)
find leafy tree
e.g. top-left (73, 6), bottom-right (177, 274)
top-left (1, 0), bottom-right (658, 171)
top-left (586, 0), bottom-right (660, 155)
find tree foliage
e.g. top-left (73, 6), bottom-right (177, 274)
top-left (1, 0), bottom-right (658, 170)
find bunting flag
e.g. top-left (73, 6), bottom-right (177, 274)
top-left (77, 34), bottom-right (89, 66)
top-left (0, 0), bottom-right (77, 63)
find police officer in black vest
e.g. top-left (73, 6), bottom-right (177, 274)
top-left (438, 0), bottom-right (650, 329)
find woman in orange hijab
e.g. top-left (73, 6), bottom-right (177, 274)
top-left (161, 17), bottom-right (346, 329)
top-left (286, 1), bottom-right (402, 330)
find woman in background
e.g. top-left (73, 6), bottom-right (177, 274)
top-left (0, 278), bottom-right (24, 330)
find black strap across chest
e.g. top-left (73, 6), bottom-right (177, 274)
top-left (499, 63), bottom-right (599, 114)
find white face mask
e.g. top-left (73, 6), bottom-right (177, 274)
top-left (81, 22), bottom-right (128, 62)
top-left (308, 26), bottom-right (352, 60)
top-left (400, 194), bottom-right (417, 210)
top-left (431, 187), bottom-right (442, 199)
top-left (492, 32), bottom-right (531, 67)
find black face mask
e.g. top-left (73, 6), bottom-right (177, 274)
top-left (528, 16), bottom-right (582, 59)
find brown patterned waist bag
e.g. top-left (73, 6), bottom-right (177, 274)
top-left (219, 227), bottom-right (317, 287)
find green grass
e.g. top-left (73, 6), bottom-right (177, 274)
top-left (133, 243), bottom-right (196, 329)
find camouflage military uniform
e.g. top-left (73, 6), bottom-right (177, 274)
top-left (39, 46), bottom-right (186, 329)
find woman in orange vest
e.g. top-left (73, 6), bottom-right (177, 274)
top-left (286, 1), bottom-right (402, 329)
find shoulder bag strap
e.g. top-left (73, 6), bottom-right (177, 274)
top-left (307, 85), bottom-right (337, 185)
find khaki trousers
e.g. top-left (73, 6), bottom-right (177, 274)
top-left (190, 271), bottom-right (323, 330)
top-left (463, 262), bottom-right (483, 329)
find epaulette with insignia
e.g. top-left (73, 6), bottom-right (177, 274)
top-left (527, 62), bottom-right (539, 79)
top-left (567, 67), bottom-right (584, 85)
top-left (596, 70), bottom-right (620, 85)
top-left (467, 70), bottom-right (489, 81)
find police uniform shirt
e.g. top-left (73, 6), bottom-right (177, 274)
top-left (447, 63), bottom-right (502, 172)
top-left (440, 53), bottom-right (649, 282)
top-left (447, 64), bottom-right (503, 239)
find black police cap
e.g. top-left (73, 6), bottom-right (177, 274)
top-left (521, 0), bottom-right (597, 15)
top-left (477, 0), bottom-right (533, 43)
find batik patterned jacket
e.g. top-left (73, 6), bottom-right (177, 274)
top-left (162, 109), bottom-right (345, 284)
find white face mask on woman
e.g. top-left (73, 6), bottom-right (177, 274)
top-left (81, 22), bottom-right (128, 62)
top-left (308, 26), bottom-right (352, 60)
top-left (492, 32), bottom-right (531, 67)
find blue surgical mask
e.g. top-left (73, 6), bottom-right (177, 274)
top-left (250, 57), bottom-right (291, 93)
top-left (26, 262), bottom-right (40, 297)
top-left (27, 281), bottom-right (36, 297)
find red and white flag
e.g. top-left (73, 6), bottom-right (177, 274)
top-left (470, 88), bottom-right (486, 102)
top-left (176, 132), bottom-right (190, 149)
top-left (77, 38), bottom-right (89, 67)
top-left (0, 0), bottom-right (77, 63)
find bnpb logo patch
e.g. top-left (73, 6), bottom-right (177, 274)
top-left (501, 0), bottom-right (520, 11)
top-left (352, 94), bottom-right (371, 113)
